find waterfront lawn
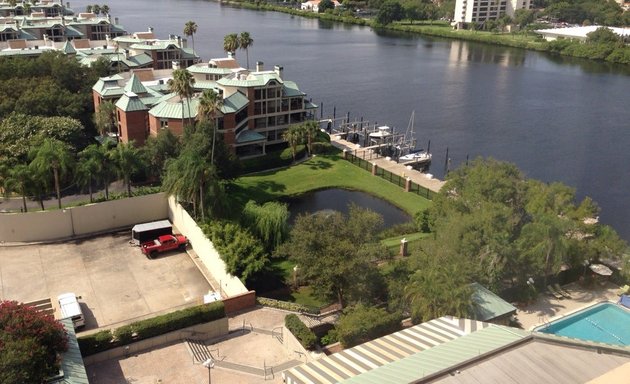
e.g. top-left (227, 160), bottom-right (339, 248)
top-left (231, 154), bottom-right (431, 216)
top-left (381, 232), bottom-right (429, 252)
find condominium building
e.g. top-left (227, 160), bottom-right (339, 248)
top-left (453, 0), bottom-right (530, 24)
top-left (92, 57), bottom-right (317, 157)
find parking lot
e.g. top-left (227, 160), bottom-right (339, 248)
top-left (0, 231), bottom-right (212, 331)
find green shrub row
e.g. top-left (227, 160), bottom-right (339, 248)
top-left (78, 302), bottom-right (225, 356)
top-left (257, 297), bottom-right (320, 315)
top-left (336, 305), bottom-right (402, 348)
top-left (285, 314), bottom-right (317, 350)
top-left (240, 145), bottom-right (306, 174)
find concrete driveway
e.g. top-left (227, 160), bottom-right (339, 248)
top-left (0, 231), bottom-right (211, 332)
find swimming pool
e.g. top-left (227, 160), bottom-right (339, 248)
top-left (535, 302), bottom-right (630, 346)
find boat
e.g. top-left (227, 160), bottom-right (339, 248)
top-left (396, 111), bottom-right (432, 165)
top-left (399, 149), bottom-right (432, 163)
top-left (369, 126), bottom-right (392, 141)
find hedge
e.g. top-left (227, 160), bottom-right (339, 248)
top-left (240, 145), bottom-right (306, 174)
top-left (336, 305), bottom-right (402, 348)
top-left (257, 297), bottom-right (320, 315)
top-left (285, 314), bottom-right (317, 350)
top-left (77, 301), bottom-right (225, 356)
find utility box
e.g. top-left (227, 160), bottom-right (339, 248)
top-left (131, 220), bottom-right (172, 245)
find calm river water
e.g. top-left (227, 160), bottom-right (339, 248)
top-left (96, 0), bottom-right (630, 239)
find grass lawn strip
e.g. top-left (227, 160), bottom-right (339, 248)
top-left (233, 154), bottom-right (431, 216)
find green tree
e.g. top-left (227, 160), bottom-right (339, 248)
top-left (197, 89), bottom-right (224, 165)
top-left (335, 304), bottom-right (401, 347)
top-left (76, 144), bottom-right (106, 203)
top-left (92, 4), bottom-right (101, 14)
top-left (283, 124), bottom-right (304, 161)
top-left (514, 8), bottom-right (535, 28)
top-left (301, 120), bottom-right (320, 156)
top-left (109, 142), bottom-right (143, 197)
top-left (0, 300), bottom-right (68, 384)
top-left (94, 100), bottom-right (116, 137)
top-left (202, 221), bottom-right (268, 282)
top-left (3, 164), bottom-right (33, 212)
top-left (586, 27), bottom-right (622, 44)
top-left (141, 129), bottom-right (180, 181)
top-left (277, 205), bottom-right (389, 307)
top-left (29, 138), bottom-right (74, 209)
top-left (184, 20), bottom-right (198, 50)
top-left (223, 33), bottom-right (240, 56)
top-left (241, 200), bottom-right (289, 252)
top-left (318, 0), bottom-right (335, 12)
top-left (376, 1), bottom-right (403, 25)
top-left (101, 4), bottom-right (109, 15)
top-left (239, 32), bottom-right (254, 69)
top-left (86, 4), bottom-right (93, 12)
top-left (167, 69), bottom-right (195, 128)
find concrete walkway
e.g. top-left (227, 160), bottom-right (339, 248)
top-left (329, 135), bottom-right (445, 193)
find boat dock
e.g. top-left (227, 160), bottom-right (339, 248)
top-left (329, 135), bottom-right (445, 193)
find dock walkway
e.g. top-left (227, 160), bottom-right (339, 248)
top-left (329, 135), bottom-right (445, 193)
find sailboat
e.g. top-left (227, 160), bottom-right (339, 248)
top-left (397, 111), bottom-right (432, 164)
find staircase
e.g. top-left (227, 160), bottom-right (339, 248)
top-left (184, 339), bottom-right (213, 364)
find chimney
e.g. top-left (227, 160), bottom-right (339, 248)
top-left (172, 61), bottom-right (180, 70)
top-left (43, 34), bottom-right (48, 43)
top-left (114, 17), bottom-right (119, 24)
top-left (227, 51), bottom-right (233, 59)
top-left (256, 61), bottom-right (263, 72)
top-left (274, 65), bottom-right (283, 79)
top-left (148, 26), bottom-right (154, 33)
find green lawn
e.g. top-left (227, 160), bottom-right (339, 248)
top-left (381, 231), bottom-right (429, 252)
top-left (231, 154), bottom-right (431, 216)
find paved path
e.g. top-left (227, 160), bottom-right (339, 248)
top-left (329, 135), bottom-right (445, 193)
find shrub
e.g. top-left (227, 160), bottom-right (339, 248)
top-left (113, 324), bottom-right (134, 344)
top-left (285, 314), bottom-right (317, 350)
top-left (320, 328), bottom-right (339, 345)
top-left (77, 330), bottom-right (113, 356)
top-left (257, 297), bottom-right (320, 315)
top-left (336, 304), bottom-right (402, 348)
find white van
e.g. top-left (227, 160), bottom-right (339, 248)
top-left (57, 293), bottom-right (85, 329)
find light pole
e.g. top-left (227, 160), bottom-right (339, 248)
top-left (203, 358), bottom-right (214, 384)
top-left (293, 265), bottom-right (299, 289)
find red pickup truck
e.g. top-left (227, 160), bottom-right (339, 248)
top-left (141, 234), bottom-right (188, 259)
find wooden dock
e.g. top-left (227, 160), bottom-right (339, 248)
top-left (329, 135), bottom-right (445, 193)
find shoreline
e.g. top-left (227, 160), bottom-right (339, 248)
top-left (213, 0), bottom-right (630, 66)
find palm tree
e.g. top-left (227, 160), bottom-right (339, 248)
top-left (168, 69), bottom-right (196, 129)
top-left (184, 21), bottom-right (198, 51)
top-left (197, 89), bottom-right (223, 165)
top-left (101, 4), bottom-right (110, 15)
top-left (302, 120), bottom-right (320, 156)
top-left (3, 164), bottom-right (32, 213)
top-left (239, 32), bottom-right (254, 69)
top-left (109, 142), bottom-right (143, 197)
top-left (283, 124), bottom-right (304, 161)
top-left (223, 33), bottom-right (240, 56)
top-left (76, 144), bottom-right (104, 203)
top-left (29, 139), bottom-right (74, 209)
top-left (92, 4), bottom-right (101, 15)
top-left (86, 4), bottom-right (93, 12)
top-left (94, 100), bottom-right (116, 137)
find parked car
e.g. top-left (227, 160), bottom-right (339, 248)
top-left (141, 234), bottom-right (188, 259)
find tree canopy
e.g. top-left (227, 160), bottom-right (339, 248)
top-left (0, 300), bottom-right (68, 384)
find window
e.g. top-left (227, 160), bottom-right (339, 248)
top-left (160, 119), bottom-right (169, 129)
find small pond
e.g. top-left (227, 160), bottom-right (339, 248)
top-left (286, 189), bottom-right (411, 228)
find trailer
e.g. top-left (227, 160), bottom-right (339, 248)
top-left (131, 220), bottom-right (172, 245)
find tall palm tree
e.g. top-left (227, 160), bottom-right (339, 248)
top-left (94, 100), bottom-right (116, 137)
top-left (184, 21), bottom-right (198, 51)
top-left (101, 4), bottom-right (110, 15)
top-left (302, 120), bottom-right (320, 156)
top-left (223, 33), bottom-right (240, 56)
top-left (92, 4), bottom-right (101, 15)
top-left (168, 69), bottom-right (196, 129)
top-left (29, 139), bottom-right (74, 209)
top-left (109, 142), bottom-right (143, 197)
top-left (76, 144), bottom-right (104, 203)
top-left (239, 32), bottom-right (254, 69)
top-left (283, 124), bottom-right (304, 161)
top-left (197, 89), bottom-right (224, 165)
top-left (3, 164), bottom-right (32, 213)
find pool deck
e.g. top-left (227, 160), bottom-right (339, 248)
top-left (517, 281), bottom-right (621, 331)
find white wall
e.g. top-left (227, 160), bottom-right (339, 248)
top-left (0, 193), bottom-right (168, 242)
top-left (167, 196), bottom-right (248, 297)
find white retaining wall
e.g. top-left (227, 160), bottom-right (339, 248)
top-left (0, 193), bottom-right (168, 242)
top-left (167, 196), bottom-right (248, 297)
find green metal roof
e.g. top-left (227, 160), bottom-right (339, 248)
top-left (187, 65), bottom-right (233, 75)
top-left (116, 92), bottom-right (148, 112)
top-left (149, 95), bottom-right (198, 119)
top-left (341, 326), bottom-right (528, 384)
top-left (469, 282), bottom-right (517, 322)
top-left (283, 81), bottom-right (305, 97)
top-left (236, 130), bottom-right (265, 144)
top-left (64, 25), bottom-right (83, 37)
top-left (217, 72), bottom-right (282, 88)
top-left (124, 74), bottom-right (148, 94)
top-left (49, 318), bottom-right (89, 384)
top-left (221, 91), bottom-right (249, 114)
top-left (61, 40), bottom-right (76, 54)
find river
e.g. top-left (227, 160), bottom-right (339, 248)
top-left (92, 0), bottom-right (630, 239)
